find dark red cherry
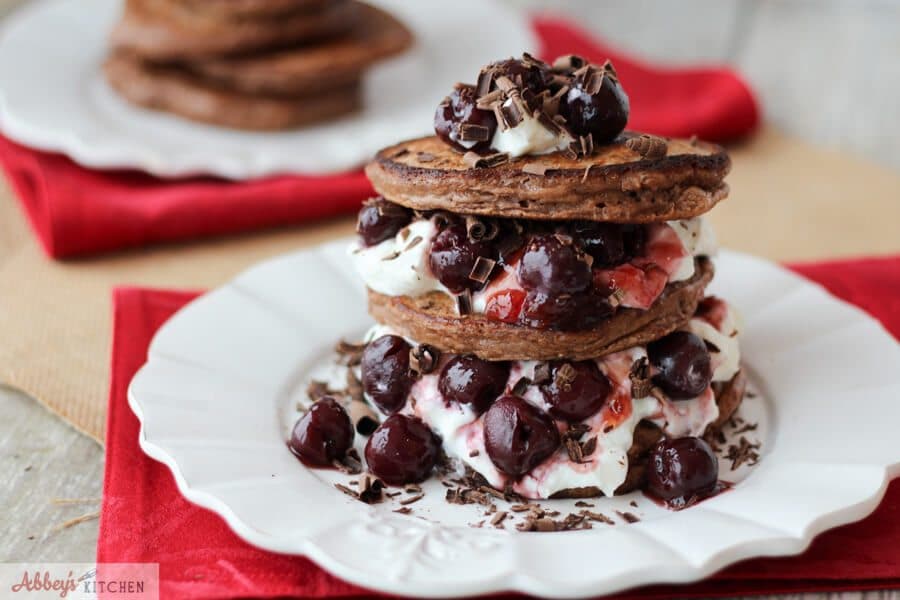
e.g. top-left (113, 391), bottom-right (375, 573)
top-left (560, 63), bottom-right (629, 143)
top-left (483, 395), bottom-right (560, 477)
top-left (540, 361), bottom-right (611, 421)
top-left (289, 397), bottom-right (354, 467)
top-left (361, 335), bottom-right (413, 414)
top-left (647, 331), bottom-right (712, 399)
top-left (365, 414), bottom-right (441, 485)
top-left (486, 57), bottom-right (549, 93)
top-left (517, 234), bottom-right (591, 295)
top-left (646, 437), bottom-right (718, 507)
top-left (356, 197), bottom-right (412, 247)
top-left (428, 222), bottom-right (494, 293)
top-left (434, 85), bottom-right (497, 153)
top-left (573, 222), bottom-right (626, 267)
top-left (622, 224), bottom-right (647, 259)
top-left (521, 289), bottom-right (613, 331)
top-left (438, 355), bottom-right (510, 414)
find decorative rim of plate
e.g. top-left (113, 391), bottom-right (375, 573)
top-left (128, 242), bottom-right (900, 598)
top-left (0, 0), bottom-right (537, 179)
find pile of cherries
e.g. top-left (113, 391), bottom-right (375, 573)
top-left (434, 55), bottom-right (630, 154)
top-left (290, 328), bottom-right (717, 500)
top-left (357, 198), bottom-right (649, 331)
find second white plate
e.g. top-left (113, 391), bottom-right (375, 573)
top-left (0, 0), bottom-right (536, 179)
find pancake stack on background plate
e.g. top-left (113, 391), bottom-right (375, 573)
top-left (104, 0), bottom-right (412, 129)
top-left (290, 54), bottom-right (750, 514)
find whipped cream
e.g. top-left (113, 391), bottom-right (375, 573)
top-left (351, 218), bottom-right (718, 317)
top-left (349, 219), bottom-right (448, 297)
top-left (490, 102), bottom-right (574, 157)
top-left (667, 218), bottom-right (718, 282)
top-left (360, 301), bottom-right (741, 499)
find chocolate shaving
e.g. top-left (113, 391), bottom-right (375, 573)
top-left (725, 436), bottom-right (761, 470)
top-left (568, 133), bottom-right (594, 158)
top-left (580, 510), bottom-right (614, 525)
top-left (393, 507), bottom-right (412, 515)
top-left (509, 503), bottom-right (532, 512)
top-left (564, 437), bottom-right (585, 463)
top-left (460, 123), bottom-right (491, 142)
top-left (490, 511), bottom-right (508, 528)
top-left (500, 98), bottom-right (525, 128)
top-left (563, 422), bottom-right (590, 441)
top-left (306, 380), bottom-right (333, 402)
top-left (335, 340), bottom-right (366, 366)
top-left (405, 235), bottom-right (423, 251)
top-left (532, 362), bottom-right (551, 385)
top-left (476, 89), bottom-right (504, 110)
top-left (625, 134), bottom-right (668, 160)
top-left (511, 376), bottom-right (530, 396)
top-left (468, 256), bottom-right (497, 283)
top-left (358, 475), bottom-right (385, 503)
top-left (616, 511), bottom-right (640, 523)
top-left (410, 344), bottom-right (440, 375)
top-left (381, 250), bottom-right (401, 261)
top-left (521, 162), bottom-right (551, 176)
top-left (553, 54), bottom-right (585, 71)
top-left (456, 290), bottom-right (473, 315)
top-left (629, 357), bottom-right (653, 398)
top-left (468, 449), bottom-right (480, 457)
top-left (475, 69), bottom-right (494, 98)
top-left (574, 501), bottom-right (594, 507)
top-left (399, 493), bottom-right (424, 506)
top-left (463, 151), bottom-right (509, 169)
top-left (581, 436), bottom-right (597, 457)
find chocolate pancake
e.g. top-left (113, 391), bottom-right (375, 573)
top-left (550, 369), bottom-right (747, 499)
top-left (365, 135), bottom-right (730, 222)
top-left (110, 0), bottom-right (359, 60)
top-left (185, 3), bottom-right (413, 96)
top-left (104, 51), bottom-right (361, 130)
top-left (368, 258), bottom-right (714, 362)
top-left (167, 0), bottom-right (331, 21)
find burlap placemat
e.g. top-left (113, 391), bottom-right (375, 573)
top-left (1, 127), bottom-right (898, 444)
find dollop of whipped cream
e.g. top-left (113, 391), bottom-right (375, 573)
top-left (359, 300), bottom-right (742, 499)
top-left (490, 102), bottom-right (574, 157)
top-left (349, 219), bottom-right (448, 297)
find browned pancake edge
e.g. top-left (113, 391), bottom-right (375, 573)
top-left (366, 135), bottom-right (731, 222)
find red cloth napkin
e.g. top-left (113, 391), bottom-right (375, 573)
top-left (99, 256), bottom-right (900, 600)
top-left (0, 18), bottom-right (758, 260)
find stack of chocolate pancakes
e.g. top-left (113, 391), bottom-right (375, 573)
top-left (291, 54), bottom-right (747, 507)
top-left (104, 0), bottom-right (412, 130)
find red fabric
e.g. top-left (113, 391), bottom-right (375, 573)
top-left (99, 256), bottom-right (900, 599)
top-left (0, 19), bottom-right (758, 260)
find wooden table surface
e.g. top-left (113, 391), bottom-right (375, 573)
top-left (1, 1), bottom-right (899, 598)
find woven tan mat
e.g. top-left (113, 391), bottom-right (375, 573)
top-left (1, 127), bottom-right (898, 444)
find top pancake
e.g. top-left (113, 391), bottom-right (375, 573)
top-left (365, 133), bottom-right (731, 222)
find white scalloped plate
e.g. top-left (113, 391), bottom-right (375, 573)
top-left (128, 241), bottom-right (900, 598)
top-left (0, 0), bottom-right (535, 179)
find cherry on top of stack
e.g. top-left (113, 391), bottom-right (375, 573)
top-left (352, 53), bottom-right (730, 361)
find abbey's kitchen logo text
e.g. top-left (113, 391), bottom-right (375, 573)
top-left (2, 563), bottom-right (158, 599)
